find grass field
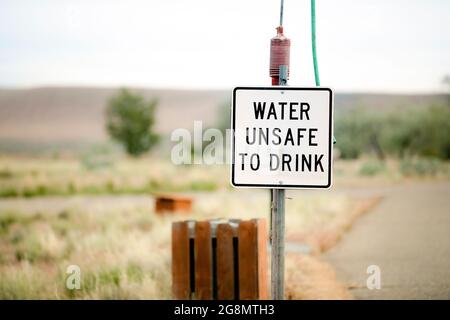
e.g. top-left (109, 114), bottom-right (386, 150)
top-left (0, 191), bottom-right (377, 299)
top-left (0, 155), bottom-right (447, 299)
top-left (0, 155), bottom-right (448, 198)
top-left (0, 156), bottom-right (226, 198)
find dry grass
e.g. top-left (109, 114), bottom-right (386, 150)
top-left (0, 156), bottom-right (228, 197)
top-left (333, 157), bottom-right (450, 187)
top-left (1, 156), bottom-right (447, 198)
top-left (0, 155), bottom-right (391, 299)
top-left (0, 187), bottom-right (377, 299)
top-left (285, 196), bottom-right (381, 254)
top-left (0, 202), bottom-right (176, 299)
top-left (285, 253), bottom-right (352, 300)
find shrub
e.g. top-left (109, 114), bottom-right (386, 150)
top-left (335, 109), bottom-right (384, 159)
top-left (0, 168), bottom-right (13, 178)
top-left (106, 89), bottom-right (159, 157)
top-left (0, 214), bottom-right (17, 235)
top-left (80, 144), bottom-right (117, 171)
top-left (358, 160), bottom-right (386, 176)
top-left (335, 105), bottom-right (450, 160)
top-left (399, 158), bottom-right (446, 176)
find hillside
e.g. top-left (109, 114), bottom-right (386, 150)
top-left (0, 87), bottom-right (446, 152)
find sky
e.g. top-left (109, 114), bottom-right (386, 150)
top-left (0, 0), bottom-right (449, 93)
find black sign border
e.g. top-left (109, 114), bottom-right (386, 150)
top-left (231, 86), bottom-right (333, 189)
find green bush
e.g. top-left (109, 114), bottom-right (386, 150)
top-left (358, 160), bottom-right (386, 176)
top-left (126, 264), bottom-right (144, 283)
top-left (335, 105), bottom-right (450, 160)
top-left (0, 188), bottom-right (19, 197)
top-left (98, 268), bottom-right (121, 287)
top-left (0, 214), bottom-right (16, 235)
top-left (384, 106), bottom-right (450, 159)
top-left (399, 158), bottom-right (447, 176)
top-left (216, 99), bottom-right (231, 134)
top-left (335, 109), bottom-right (385, 159)
top-left (80, 144), bottom-right (117, 171)
top-left (106, 89), bottom-right (159, 157)
top-left (0, 168), bottom-right (13, 178)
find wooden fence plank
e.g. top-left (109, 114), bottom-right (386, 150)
top-left (216, 223), bottom-right (235, 300)
top-left (172, 221), bottom-right (190, 299)
top-left (238, 220), bottom-right (258, 300)
top-left (255, 219), bottom-right (269, 299)
top-left (195, 221), bottom-right (213, 300)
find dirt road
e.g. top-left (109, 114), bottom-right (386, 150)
top-left (325, 181), bottom-right (450, 299)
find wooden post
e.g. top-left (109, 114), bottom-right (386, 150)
top-left (172, 221), bottom-right (190, 299)
top-left (238, 219), bottom-right (268, 300)
top-left (238, 220), bottom-right (259, 299)
top-left (216, 223), bottom-right (235, 299)
top-left (256, 219), bottom-right (269, 300)
top-left (194, 221), bottom-right (213, 299)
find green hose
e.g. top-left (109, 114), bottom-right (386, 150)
top-left (311, 0), bottom-right (336, 144)
top-left (311, 0), bottom-right (320, 86)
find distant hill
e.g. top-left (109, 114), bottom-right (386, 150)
top-left (0, 87), bottom-right (227, 143)
top-left (333, 93), bottom-right (447, 114)
top-left (0, 87), bottom-right (446, 152)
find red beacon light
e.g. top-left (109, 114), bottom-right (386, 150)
top-left (270, 26), bottom-right (291, 85)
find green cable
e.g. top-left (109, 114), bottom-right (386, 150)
top-left (311, 0), bottom-right (336, 144)
top-left (311, 0), bottom-right (320, 86)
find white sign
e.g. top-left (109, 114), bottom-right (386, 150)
top-left (231, 87), bottom-right (333, 189)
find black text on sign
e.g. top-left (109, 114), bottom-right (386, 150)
top-left (231, 87), bottom-right (333, 189)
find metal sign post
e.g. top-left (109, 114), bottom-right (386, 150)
top-left (231, 86), bottom-right (333, 297)
top-left (271, 65), bottom-right (288, 300)
top-left (230, 0), bottom-right (334, 301)
top-left (271, 2), bottom-right (288, 299)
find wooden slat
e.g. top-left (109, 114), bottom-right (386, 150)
top-left (238, 220), bottom-right (258, 299)
top-left (255, 219), bottom-right (269, 299)
top-left (216, 223), bottom-right (235, 300)
top-left (194, 221), bottom-right (213, 300)
top-left (172, 221), bottom-right (190, 299)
